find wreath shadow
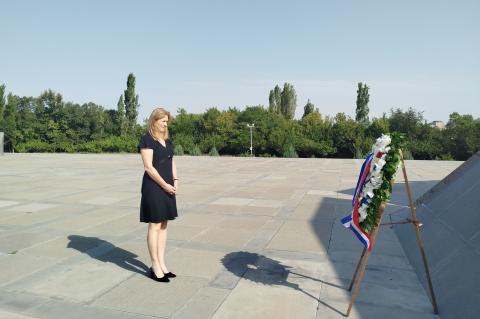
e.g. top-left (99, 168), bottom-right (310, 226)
top-left (221, 251), bottom-right (345, 316)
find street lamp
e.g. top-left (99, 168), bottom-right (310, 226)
top-left (246, 123), bottom-right (255, 156)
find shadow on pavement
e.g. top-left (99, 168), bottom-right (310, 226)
top-left (308, 180), bottom-right (442, 318)
top-left (221, 251), bottom-right (345, 316)
top-left (67, 235), bottom-right (149, 276)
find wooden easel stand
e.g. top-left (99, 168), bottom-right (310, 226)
top-left (345, 149), bottom-right (439, 316)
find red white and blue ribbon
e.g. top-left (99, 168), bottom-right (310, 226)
top-left (341, 152), bottom-right (375, 251)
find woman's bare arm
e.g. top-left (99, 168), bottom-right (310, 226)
top-left (172, 158), bottom-right (178, 193)
top-left (172, 158), bottom-right (178, 180)
top-left (140, 148), bottom-right (175, 194)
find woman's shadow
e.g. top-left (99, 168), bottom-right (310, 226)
top-left (67, 235), bottom-right (149, 276)
top-left (222, 251), bottom-right (345, 316)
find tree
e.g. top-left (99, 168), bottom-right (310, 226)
top-left (302, 99), bottom-right (315, 119)
top-left (280, 83), bottom-right (297, 119)
top-left (169, 108), bottom-right (203, 153)
top-left (40, 90), bottom-right (64, 123)
top-left (199, 107), bottom-right (223, 153)
top-left (443, 112), bottom-right (480, 160)
top-left (389, 107), bottom-right (424, 136)
top-left (268, 83), bottom-right (297, 119)
top-left (63, 102), bottom-right (88, 143)
top-left (116, 94), bottom-right (127, 136)
top-left (0, 84), bottom-right (5, 130)
top-left (46, 119), bottom-right (61, 145)
top-left (268, 85), bottom-right (282, 114)
top-left (355, 82), bottom-right (370, 125)
top-left (408, 122), bottom-right (443, 160)
top-left (333, 112), bottom-right (365, 158)
top-left (213, 109), bottom-right (237, 154)
top-left (124, 73), bottom-right (139, 134)
top-left (3, 82), bottom-right (478, 160)
top-left (83, 102), bottom-right (106, 140)
top-left (366, 116), bottom-right (390, 139)
top-left (4, 93), bottom-right (18, 151)
top-left (15, 96), bottom-right (36, 145)
top-left (103, 109), bottom-right (117, 136)
top-left (298, 111), bottom-right (335, 158)
top-left (201, 107), bottom-right (221, 134)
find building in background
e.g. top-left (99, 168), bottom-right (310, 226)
top-left (430, 120), bottom-right (446, 130)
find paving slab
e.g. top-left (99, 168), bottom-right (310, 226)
top-left (0, 310), bottom-right (39, 319)
top-left (0, 231), bottom-right (56, 254)
top-left (20, 235), bottom-right (103, 259)
top-left (172, 286), bottom-right (230, 319)
top-left (92, 275), bottom-right (208, 318)
top-left (167, 248), bottom-right (226, 280)
top-left (0, 200), bottom-right (21, 208)
top-left (195, 227), bottom-right (257, 248)
top-left (6, 202), bottom-right (58, 213)
top-left (9, 259), bottom-right (133, 302)
top-left (0, 253), bottom-right (59, 287)
top-left (212, 256), bottom-right (324, 319)
top-left (266, 220), bottom-right (332, 254)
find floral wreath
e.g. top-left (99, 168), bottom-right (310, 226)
top-left (341, 133), bottom-right (404, 250)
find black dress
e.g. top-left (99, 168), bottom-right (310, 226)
top-left (138, 133), bottom-right (178, 223)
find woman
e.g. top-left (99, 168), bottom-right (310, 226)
top-left (138, 107), bottom-right (178, 282)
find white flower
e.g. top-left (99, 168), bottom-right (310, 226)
top-left (377, 158), bottom-right (386, 167)
top-left (372, 134), bottom-right (392, 154)
top-left (359, 204), bottom-right (368, 222)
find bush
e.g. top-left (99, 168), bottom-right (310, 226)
top-left (174, 144), bottom-right (185, 155)
top-left (16, 140), bottom-right (53, 153)
top-left (354, 147), bottom-right (365, 159)
top-left (402, 149), bottom-right (414, 160)
top-left (282, 145), bottom-right (298, 158)
top-left (439, 153), bottom-right (454, 161)
top-left (189, 145), bottom-right (202, 156)
top-left (98, 136), bottom-right (137, 152)
top-left (209, 146), bottom-right (220, 156)
top-left (296, 138), bottom-right (335, 158)
top-left (76, 136), bottom-right (137, 153)
top-left (76, 141), bottom-right (101, 153)
top-left (53, 142), bottom-right (76, 153)
top-left (172, 133), bottom-right (195, 153)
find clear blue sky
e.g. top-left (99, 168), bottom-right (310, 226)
top-left (2, 0), bottom-right (479, 123)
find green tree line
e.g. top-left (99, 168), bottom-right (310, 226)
top-left (0, 77), bottom-right (479, 160)
top-left (0, 74), bottom-right (141, 153)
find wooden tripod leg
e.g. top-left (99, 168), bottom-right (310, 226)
top-left (348, 247), bottom-right (367, 291)
top-left (399, 149), bottom-right (439, 314)
top-left (346, 249), bottom-right (371, 316)
top-left (346, 203), bottom-right (387, 316)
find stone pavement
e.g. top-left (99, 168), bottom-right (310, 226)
top-left (0, 154), bottom-right (461, 319)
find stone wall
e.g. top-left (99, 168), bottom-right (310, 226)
top-left (393, 151), bottom-right (480, 319)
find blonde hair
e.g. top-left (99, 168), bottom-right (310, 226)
top-left (147, 107), bottom-right (171, 140)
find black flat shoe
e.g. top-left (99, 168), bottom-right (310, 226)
top-left (164, 272), bottom-right (176, 278)
top-left (150, 268), bottom-right (170, 282)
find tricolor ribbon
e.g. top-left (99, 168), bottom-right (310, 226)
top-left (341, 152), bottom-right (382, 251)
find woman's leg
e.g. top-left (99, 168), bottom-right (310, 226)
top-left (147, 223), bottom-right (164, 277)
top-left (157, 221), bottom-right (169, 273)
